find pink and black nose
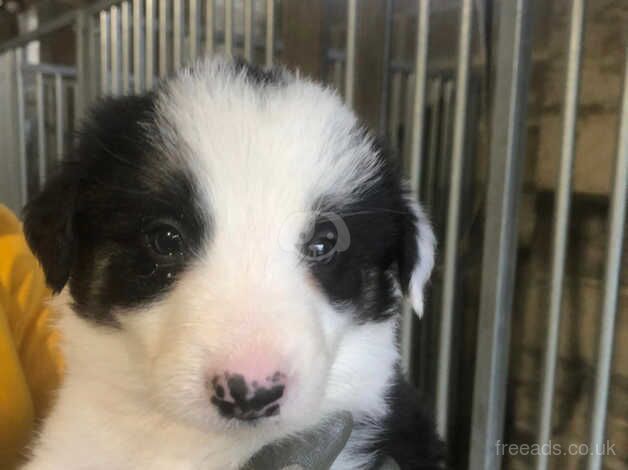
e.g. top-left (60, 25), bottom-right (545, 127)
top-left (209, 371), bottom-right (286, 421)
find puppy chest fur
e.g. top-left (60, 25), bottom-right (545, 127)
top-left (22, 59), bottom-right (443, 470)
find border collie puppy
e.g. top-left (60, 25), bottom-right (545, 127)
top-left (22, 59), bottom-right (444, 470)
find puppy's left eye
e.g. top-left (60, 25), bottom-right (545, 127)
top-left (302, 225), bottom-right (338, 263)
top-left (146, 224), bottom-right (185, 260)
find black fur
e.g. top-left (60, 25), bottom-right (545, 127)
top-left (23, 93), bottom-right (208, 325)
top-left (358, 371), bottom-right (446, 469)
top-left (307, 146), bottom-right (421, 323)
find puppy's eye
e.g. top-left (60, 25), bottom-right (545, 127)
top-left (303, 226), bottom-right (337, 263)
top-left (146, 224), bottom-right (185, 259)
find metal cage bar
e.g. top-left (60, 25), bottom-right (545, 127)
top-left (469, 1), bottom-right (534, 467)
top-left (158, 0), bottom-right (168, 77)
top-left (100, 10), bottom-right (110, 94)
top-left (121, 1), bottom-right (131, 93)
top-left (224, 0), bottom-right (233, 56)
top-left (110, 5), bottom-right (121, 95)
top-left (206, 0), bottom-right (214, 55)
top-left (15, 49), bottom-right (27, 204)
top-left (265, 0), bottom-right (274, 67)
top-left (145, 0), bottom-right (155, 88)
top-left (189, 0), bottom-right (200, 62)
top-left (133, 0), bottom-right (144, 93)
top-left (36, 71), bottom-right (46, 187)
top-left (536, 3), bottom-right (586, 468)
top-left (54, 73), bottom-right (64, 161)
top-left (243, 0), bottom-right (253, 61)
top-left (173, 0), bottom-right (183, 69)
top-left (401, 0), bottom-right (431, 375)
top-left (586, 44), bottom-right (628, 470)
top-left (344, 0), bottom-right (357, 107)
top-left (435, 0), bottom-right (472, 439)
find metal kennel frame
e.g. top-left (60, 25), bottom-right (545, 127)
top-left (0, 1), bottom-right (626, 469)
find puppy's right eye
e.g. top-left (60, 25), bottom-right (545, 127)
top-left (145, 224), bottom-right (185, 261)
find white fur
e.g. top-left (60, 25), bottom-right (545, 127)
top-left (406, 197), bottom-right (436, 318)
top-left (24, 59), bottom-right (434, 470)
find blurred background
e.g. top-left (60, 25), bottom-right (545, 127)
top-left (0, 1), bottom-right (626, 469)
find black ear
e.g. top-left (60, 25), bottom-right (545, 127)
top-left (23, 166), bottom-right (79, 293)
top-left (398, 193), bottom-right (436, 318)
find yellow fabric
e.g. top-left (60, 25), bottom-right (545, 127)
top-left (0, 204), bottom-right (63, 468)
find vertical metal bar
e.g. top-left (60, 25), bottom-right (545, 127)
top-left (15, 49), bottom-right (27, 205)
top-left (243, 0), bottom-right (253, 61)
top-left (159, 0), bottom-right (168, 77)
top-left (388, 70), bottom-right (402, 151)
top-left (122, 1), bottom-right (131, 93)
top-left (100, 10), bottom-right (110, 94)
top-left (36, 72), bottom-right (46, 187)
top-left (378, 0), bottom-right (394, 136)
top-left (75, 11), bottom-right (91, 119)
top-left (344, 0), bottom-right (357, 107)
top-left (54, 74), bottom-right (64, 161)
top-left (110, 6), bottom-right (120, 95)
top-left (173, 0), bottom-right (183, 69)
top-left (333, 60), bottom-right (343, 93)
top-left (205, 0), bottom-right (214, 55)
top-left (424, 78), bottom-right (442, 207)
top-left (145, 0), bottom-right (155, 88)
top-left (265, 0), bottom-right (274, 67)
top-left (224, 0), bottom-right (233, 56)
top-left (401, 0), bottom-right (430, 378)
top-left (133, 0), bottom-right (144, 93)
top-left (435, 0), bottom-right (472, 439)
top-left (89, 15), bottom-right (99, 99)
top-left (536, 2), bottom-right (586, 468)
top-left (189, 0), bottom-right (200, 61)
top-left (586, 45), bottom-right (628, 470)
top-left (469, 1), bottom-right (534, 467)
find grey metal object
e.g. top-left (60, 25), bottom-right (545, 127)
top-left (225, 0), bottom-right (233, 56)
top-left (206, 0), bottom-right (215, 55)
top-left (133, 0), bottom-right (144, 93)
top-left (16, 49), bottom-right (27, 205)
top-left (100, 10), bottom-right (110, 94)
top-left (377, 0), bottom-right (394, 137)
top-left (54, 73), bottom-right (64, 161)
top-left (401, 0), bottom-right (431, 375)
top-left (173, 0), bottom-right (182, 70)
top-left (159, 0), bottom-right (168, 78)
top-left (146, 0), bottom-right (155, 88)
top-left (36, 71), bottom-right (46, 187)
top-left (586, 44), bottom-right (628, 470)
top-left (110, 5), bottom-right (120, 95)
top-left (244, 0), bottom-right (253, 62)
top-left (435, 0), bottom-right (472, 439)
top-left (344, 0), bottom-right (357, 107)
top-left (469, 1), bottom-right (534, 468)
top-left (189, 0), bottom-right (200, 62)
top-left (122, 1), bottom-right (131, 92)
top-left (265, 0), bottom-right (274, 67)
top-left (0, 50), bottom-right (26, 212)
top-left (75, 11), bottom-right (90, 115)
top-left (536, 2), bottom-right (586, 469)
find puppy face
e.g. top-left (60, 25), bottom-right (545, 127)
top-left (24, 60), bottom-right (434, 439)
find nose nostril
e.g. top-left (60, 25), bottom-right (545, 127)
top-left (209, 371), bottom-right (286, 421)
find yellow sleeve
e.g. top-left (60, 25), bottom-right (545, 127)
top-left (0, 204), bottom-right (63, 468)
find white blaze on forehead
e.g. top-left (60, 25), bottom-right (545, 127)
top-left (153, 59), bottom-right (381, 250)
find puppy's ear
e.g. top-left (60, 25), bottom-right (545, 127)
top-left (23, 167), bottom-right (79, 293)
top-left (398, 194), bottom-right (436, 318)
